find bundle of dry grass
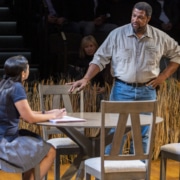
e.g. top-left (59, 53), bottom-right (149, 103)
top-left (19, 77), bottom-right (180, 160)
top-left (153, 78), bottom-right (180, 159)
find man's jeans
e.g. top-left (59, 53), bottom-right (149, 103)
top-left (105, 80), bottom-right (156, 154)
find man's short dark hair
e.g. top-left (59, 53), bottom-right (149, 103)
top-left (133, 2), bottom-right (152, 17)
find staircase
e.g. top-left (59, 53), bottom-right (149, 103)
top-left (0, 0), bottom-right (39, 81)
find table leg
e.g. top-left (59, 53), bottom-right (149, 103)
top-left (91, 127), bottom-right (131, 156)
top-left (58, 127), bottom-right (93, 156)
top-left (57, 127), bottom-right (93, 180)
top-left (61, 153), bottom-right (88, 180)
top-left (90, 130), bottom-right (114, 156)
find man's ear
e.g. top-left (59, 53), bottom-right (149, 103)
top-left (147, 16), bottom-right (151, 23)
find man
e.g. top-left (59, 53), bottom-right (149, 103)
top-left (68, 1), bottom-right (180, 155)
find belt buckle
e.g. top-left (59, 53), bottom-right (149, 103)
top-left (134, 82), bottom-right (139, 87)
top-left (132, 82), bottom-right (141, 87)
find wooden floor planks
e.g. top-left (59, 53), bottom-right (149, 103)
top-left (0, 159), bottom-right (179, 180)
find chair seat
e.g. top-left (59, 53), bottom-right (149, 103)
top-left (160, 143), bottom-right (180, 180)
top-left (85, 157), bottom-right (146, 173)
top-left (47, 137), bottom-right (79, 149)
top-left (161, 143), bottom-right (180, 154)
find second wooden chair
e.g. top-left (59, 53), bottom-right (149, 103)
top-left (38, 84), bottom-right (84, 180)
top-left (84, 100), bottom-right (157, 180)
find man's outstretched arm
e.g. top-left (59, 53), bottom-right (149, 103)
top-left (68, 64), bottom-right (100, 92)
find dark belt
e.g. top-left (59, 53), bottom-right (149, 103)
top-left (115, 78), bottom-right (149, 87)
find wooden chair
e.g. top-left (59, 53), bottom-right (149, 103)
top-left (84, 100), bottom-right (157, 180)
top-left (38, 84), bottom-right (83, 180)
top-left (0, 161), bottom-right (40, 180)
top-left (160, 143), bottom-right (180, 180)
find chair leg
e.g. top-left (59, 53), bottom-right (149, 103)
top-left (21, 164), bottom-right (40, 180)
top-left (54, 153), bottom-right (60, 180)
top-left (44, 173), bottom-right (48, 180)
top-left (21, 173), bottom-right (23, 180)
top-left (85, 172), bottom-right (91, 180)
top-left (160, 152), bottom-right (167, 180)
top-left (179, 162), bottom-right (180, 180)
top-left (34, 164), bottom-right (40, 180)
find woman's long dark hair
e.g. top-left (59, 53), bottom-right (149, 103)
top-left (0, 55), bottom-right (28, 92)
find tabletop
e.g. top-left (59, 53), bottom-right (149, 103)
top-left (37, 112), bottom-right (163, 128)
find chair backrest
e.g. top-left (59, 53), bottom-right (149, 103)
top-left (100, 100), bottom-right (157, 179)
top-left (38, 84), bottom-right (84, 140)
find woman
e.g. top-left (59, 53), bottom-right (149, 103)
top-left (0, 55), bottom-right (66, 180)
top-left (78, 35), bottom-right (106, 112)
top-left (77, 35), bottom-right (105, 94)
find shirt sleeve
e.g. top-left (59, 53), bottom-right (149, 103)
top-left (11, 82), bottom-right (27, 103)
top-left (90, 28), bottom-right (117, 71)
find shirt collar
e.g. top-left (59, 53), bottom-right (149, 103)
top-left (126, 24), bottom-right (152, 39)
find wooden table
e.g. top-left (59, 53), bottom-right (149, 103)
top-left (38, 112), bottom-right (163, 179)
top-left (38, 112), bottom-right (163, 156)
top-left (38, 112), bottom-right (163, 127)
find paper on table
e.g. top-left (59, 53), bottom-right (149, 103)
top-left (49, 116), bottom-right (86, 123)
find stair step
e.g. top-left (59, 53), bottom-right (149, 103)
top-left (0, 7), bottom-right (12, 21)
top-left (0, 51), bottom-right (31, 65)
top-left (0, 21), bottom-right (17, 35)
top-left (0, 35), bottom-right (24, 49)
top-left (0, 51), bottom-right (39, 80)
top-left (0, 4), bottom-right (40, 81)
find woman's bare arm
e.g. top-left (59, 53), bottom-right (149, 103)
top-left (15, 99), bottom-right (66, 123)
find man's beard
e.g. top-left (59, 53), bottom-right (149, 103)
top-left (131, 23), bottom-right (147, 34)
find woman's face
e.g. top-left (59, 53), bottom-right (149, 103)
top-left (22, 64), bottom-right (29, 81)
top-left (84, 42), bottom-right (97, 56)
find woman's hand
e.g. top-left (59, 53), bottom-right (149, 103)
top-left (47, 108), bottom-right (66, 119)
